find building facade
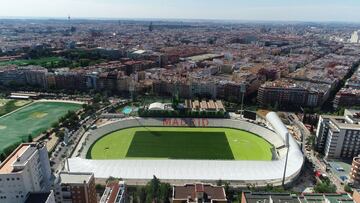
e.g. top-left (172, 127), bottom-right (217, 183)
top-left (0, 143), bottom-right (52, 203)
top-left (316, 109), bottom-right (360, 159)
top-left (350, 157), bottom-right (360, 186)
top-left (53, 172), bottom-right (97, 203)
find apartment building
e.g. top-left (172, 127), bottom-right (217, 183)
top-left (258, 79), bottom-right (330, 108)
top-left (316, 109), bottom-right (360, 159)
top-left (53, 172), bottom-right (97, 203)
top-left (350, 157), bottom-right (360, 186)
top-left (0, 143), bottom-right (52, 203)
top-left (22, 66), bottom-right (49, 88)
top-left (0, 67), bottom-right (26, 86)
top-left (334, 88), bottom-right (360, 109)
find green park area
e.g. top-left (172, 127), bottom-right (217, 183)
top-left (0, 57), bottom-right (64, 68)
top-left (89, 127), bottom-right (273, 160)
top-left (0, 99), bottom-right (32, 116)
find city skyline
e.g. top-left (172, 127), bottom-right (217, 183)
top-left (2, 0), bottom-right (360, 22)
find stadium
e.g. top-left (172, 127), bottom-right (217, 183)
top-left (69, 112), bottom-right (304, 186)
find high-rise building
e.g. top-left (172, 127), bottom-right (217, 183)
top-left (0, 143), bottom-right (52, 203)
top-left (316, 109), bottom-right (360, 159)
top-left (350, 31), bottom-right (360, 43)
top-left (53, 172), bottom-right (97, 203)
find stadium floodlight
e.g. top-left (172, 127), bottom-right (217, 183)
top-left (240, 84), bottom-right (246, 117)
top-left (282, 132), bottom-right (290, 187)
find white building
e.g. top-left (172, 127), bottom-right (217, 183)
top-left (316, 109), bottom-right (360, 159)
top-left (350, 31), bottom-right (360, 43)
top-left (0, 143), bottom-right (52, 203)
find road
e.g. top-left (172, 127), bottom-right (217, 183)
top-left (50, 117), bottom-right (95, 174)
top-left (289, 113), bottom-right (344, 192)
top-left (50, 101), bottom-right (127, 175)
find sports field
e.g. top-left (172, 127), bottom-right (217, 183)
top-left (0, 101), bottom-right (82, 154)
top-left (89, 127), bottom-right (273, 160)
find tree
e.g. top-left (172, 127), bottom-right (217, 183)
top-left (28, 134), bottom-right (33, 142)
top-left (137, 187), bottom-right (147, 203)
top-left (314, 181), bottom-right (336, 193)
top-left (106, 176), bottom-right (117, 183)
top-left (159, 183), bottom-right (171, 203)
top-left (171, 93), bottom-right (179, 110)
top-left (344, 184), bottom-right (353, 193)
top-left (147, 175), bottom-right (161, 202)
top-left (95, 184), bottom-right (105, 192)
top-left (56, 130), bottom-right (65, 140)
top-left (216, 179), bottom-right (223, 186)
top-left (51, 122), bottom-right (59, 129)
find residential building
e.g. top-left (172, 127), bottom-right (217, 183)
top-left (350, 31), bottom-right (360, 43)
top-left (299, 193), bottom-right (354, 203)
top-left (172, 183), bottom-right (227, 203)
top-left (242, 191), bottom-right (354, 203)
top-left (350, 157), bottom-right (360, 186)
top-left (258, 79), bottom-right (330, 108)
top-left (22, 66), bottom-right (49, 88)
top-left (316, 109), bottom-right (360, 159)
top-left (100, 181), bottom-right (126, 203)
top-left (53, 172), bottom-right (97, 203)
top-left (353, 189), bottom-right (360, 203)
top-left (0, 143), bottom-right (52, 203)
top-left (334, 88), bottom-right (360, 109)
top-left (0, 67), bottom-right (26, 86)
top-left (241, 191), bottom-right (299, 203)
top-left (24, 191), bottom-right (56, 203)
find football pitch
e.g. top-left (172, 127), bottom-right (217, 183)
top-left (0, 101), bottom-right (82, 154)
top-left (89, 127), bottom-right (274, 160)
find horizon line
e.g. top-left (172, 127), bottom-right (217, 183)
top-left (1, 16), bottom-right (360, 24)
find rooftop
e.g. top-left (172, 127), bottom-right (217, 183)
top-left (173, 183), bottom-right (226, 202)
top-left (59, 172), bottom-right (93, 185)
top-left (0, 143), bottom-right (32, 174)
top-left (243, 191), bottom-right (299, 203)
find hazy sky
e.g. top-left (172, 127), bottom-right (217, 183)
top-left (1, 0), bottom-right (360, 22)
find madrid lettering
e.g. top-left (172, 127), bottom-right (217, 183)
top-left (163, 118), bottom-right (209, 127)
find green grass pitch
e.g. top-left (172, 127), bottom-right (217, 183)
top-left (89, 127), bottom-right (274, 161)
top-left (0, 101), bottom-right (82, 154)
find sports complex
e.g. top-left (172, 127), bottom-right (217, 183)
top-left (70, 112), bottom-right (304, 186)
top-left (0, 100), bottom-right (82, 154)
